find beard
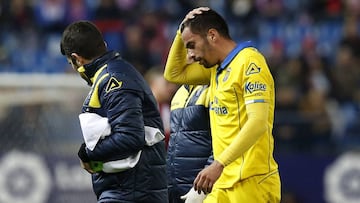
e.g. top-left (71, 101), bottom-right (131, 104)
top-left (199, 59), bottom-right (215, 69)
top-left (195, 57), bottom-right (210, 68)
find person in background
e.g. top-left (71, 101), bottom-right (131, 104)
top-left (164, 7), bottom-right (281, 202)
top-left (60, 20), bottom-right (168, 202)
top-left (167, 84), bottom-right (212, 203)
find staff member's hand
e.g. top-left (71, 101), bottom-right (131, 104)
top-left (78, 143), bottom-right (95, 174)
top-left (194, 160), bottom-right (224, 194)
top-left (80, 160), bottom-right (95, 174)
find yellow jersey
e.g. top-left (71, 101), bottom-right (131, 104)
top-left (208, 42), bottom-right (278, 188)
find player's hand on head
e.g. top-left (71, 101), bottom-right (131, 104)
top-left (180, 7), bottom-right (210, 29)
top-left (186, 7), bottom-right (210, 19)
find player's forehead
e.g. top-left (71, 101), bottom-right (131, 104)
top-left (182, 27), bottom-right (202, 48)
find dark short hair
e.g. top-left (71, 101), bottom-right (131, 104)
top-left (60, 21), bottom-right (107, 60)
top-left (180, 9), bottom-right (231, 39)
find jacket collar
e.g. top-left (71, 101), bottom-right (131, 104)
top-left (78, 51), bottom-right (120, 86)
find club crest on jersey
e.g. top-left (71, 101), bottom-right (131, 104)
top-left (245, 63), bottom-right (261, 75)
top-left (223, 67), bottom-right (231, 82)
top-left (245, 81), bottom-right (266, 93)
top-left (106, 77), bottom-right (122, 93)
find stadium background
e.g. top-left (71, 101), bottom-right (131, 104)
top-left (0, 0), bottom-right (360, 202)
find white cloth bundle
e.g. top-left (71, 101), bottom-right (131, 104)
top-left (180, 187), bottom-right (207, 203)
top-left (79, 112), bottom-right (164, 173)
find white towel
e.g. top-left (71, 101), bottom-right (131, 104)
top-left (78, 112), bottom-right (165, 173)
top-left (78, 113), bottom-right (111, 151)
top-left (103, 151), bottom-right (142, 173)
top-left (144, 126), bottom-right (165, 146)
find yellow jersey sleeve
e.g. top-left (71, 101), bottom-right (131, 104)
top-left (164, 30), bottom-right (211, 85)
top-left (217, 102), bottom-right (269, 166)
top-left (242, 48), bottom-right (274, 105)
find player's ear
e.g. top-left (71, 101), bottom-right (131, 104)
top-left (207, 29), bottom-right (217, 42)
top-left (70, 53), bottom-right (82, 66)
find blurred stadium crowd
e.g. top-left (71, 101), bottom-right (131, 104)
top-left (1, 0), bottom-right (360, 155)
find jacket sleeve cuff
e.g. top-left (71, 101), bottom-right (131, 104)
top-left (78, 143), bottom-right (90, 162)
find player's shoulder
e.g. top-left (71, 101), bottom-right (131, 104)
top-left (230, 47), bottom-right (263, 67)
top-left (240, 47), bottom-right (264, 58)
top-left (234, 47), bottom-right (267, 70)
